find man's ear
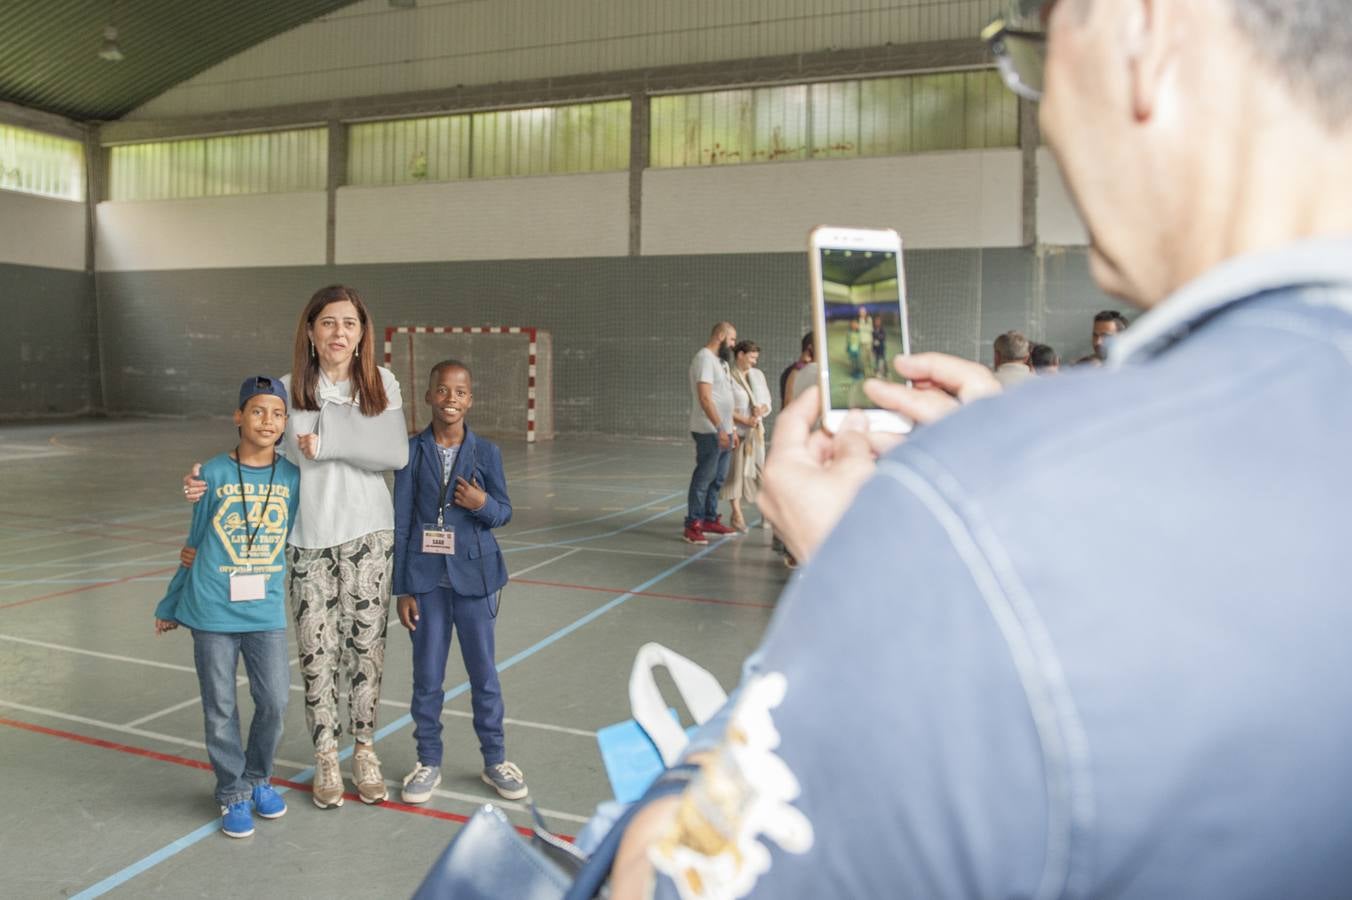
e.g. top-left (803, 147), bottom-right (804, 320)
top-left (233, 409), bottom-right (243, 427)
top-left (1126, 0), bottom-right (1178, 122)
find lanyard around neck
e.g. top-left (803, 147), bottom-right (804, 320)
top-left (235, 450), bottom-right (278, 568)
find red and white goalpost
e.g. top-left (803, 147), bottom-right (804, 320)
top-left (383, 326), bottom-right (554, 442)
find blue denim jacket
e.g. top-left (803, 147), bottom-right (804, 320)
top-left (650, 238), bottom-right (1352, 899)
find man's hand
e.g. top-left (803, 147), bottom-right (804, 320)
top-left (182, 463), bottom-right (206, 503)
top-left (154, 619), bottom-right (179, 635)
top-left (759, 353), bottom-right (1001, 562)
top-left (718, 431), bottom-right (731, 450)
top-left (179, 546), bottom-right (197, 568)
top-left (297, 433), bottom-right (320, 460)
top-left (397, 596), bottom-right (420, 631)
top-left (453, 476), bottom-right (487, 511)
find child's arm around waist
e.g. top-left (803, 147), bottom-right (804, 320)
top-left (154, 465), bottom-right (214, 628)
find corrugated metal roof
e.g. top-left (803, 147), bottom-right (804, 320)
top-left (0, 0), bottom-right (362, 122)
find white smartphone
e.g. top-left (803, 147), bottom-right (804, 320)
top-left (808, 225), bottom-right (913, 434)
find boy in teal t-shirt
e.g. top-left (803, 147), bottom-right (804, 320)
top-left (154, 376), bottom-right (301, 839)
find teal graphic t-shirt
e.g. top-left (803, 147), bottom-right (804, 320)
top-left (154, 451), bottom-right (301, 632)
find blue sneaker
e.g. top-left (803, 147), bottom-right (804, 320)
top-left (221, 800), bottom-right (254, 838)
top-left (252, 783), bottom-right (287, 819)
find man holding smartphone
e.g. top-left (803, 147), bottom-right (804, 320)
top-left (683, 322), bottom-right (739, 544)
top-left (602, 1), bottom-right (1352, 897)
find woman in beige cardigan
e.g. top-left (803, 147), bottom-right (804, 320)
top-left (721, 340), bottom-right (773, 531)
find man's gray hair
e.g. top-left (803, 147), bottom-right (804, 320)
top-left (994, 331), bottom-right (1031, 362)
top-left (1231, 0), bottom-right (1352, 129)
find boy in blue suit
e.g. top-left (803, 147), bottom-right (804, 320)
top-left (393, 360), bottom-right (527, 803)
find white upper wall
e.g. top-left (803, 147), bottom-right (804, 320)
top-left (336, 172), bottom-right (629, 263)
top-left (0, 191), bottom-right (85, 271)
top-left (643, 150), bottom-right (1023, 254)
top-left (1036, 146), bottom-right (1088, 246)
top-left (95, 193), bottom-right (327, 271)
top-left (128, 0), bottom-right (1002, 119)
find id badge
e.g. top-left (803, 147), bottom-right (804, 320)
top-left (422, 525), bottom-right (455, 555)
top-left (229, 571), bottom-right (267, 602)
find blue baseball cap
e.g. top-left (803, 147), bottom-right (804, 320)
top-left (238, 375), bottom-right (288, 410)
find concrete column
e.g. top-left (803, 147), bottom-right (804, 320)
top-left (628, 90), bottom-right (649, 257)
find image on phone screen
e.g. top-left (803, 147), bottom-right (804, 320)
top-left (819, 247), bottom-right (905, 410)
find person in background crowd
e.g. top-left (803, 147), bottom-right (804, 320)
top-left (1076, 309), bottom-right (1131, 365)
top-left (721, 340), bottom-right (772, 532)
top-left (683, 322), bottom-right (739, 545)
top-left (1030, 342), bottom-right (1060, 374)
top-left (992, 330), bottom-right (1035, 387)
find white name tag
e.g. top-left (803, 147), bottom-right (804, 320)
top-left (229, 572), bottom-right (267, 602)
top-left (422, 526), bottom-right (455, 555)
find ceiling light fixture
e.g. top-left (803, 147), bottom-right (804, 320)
top-left (98, 24), bottom-right (124, 62)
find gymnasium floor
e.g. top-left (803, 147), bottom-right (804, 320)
top-left (0, 418), bottom-right (786, 898)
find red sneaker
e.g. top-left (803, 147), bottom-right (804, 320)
top-left (700, 517), bottom-right (735, 536)
top-left (682, 524), bottom-right (709, 545)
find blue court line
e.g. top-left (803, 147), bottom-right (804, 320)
top-left (508, 491), bottom-right (682, 537)
top-left (500, 503), bottom-right (684, 554)
top-left (72, 531), bottom-right (736, 898)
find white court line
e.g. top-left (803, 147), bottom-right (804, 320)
top-left (0, 697), bottom-right (588, 825)
top-left (374, 695), bottom-right (596, 739)
top-left (1, 631), bottom-right (596, 740)
top-left (0, 549), bottom-right (177, 591)
top-left (0, 541), bottom-right (176, 574)
top-left (508, 547), bottom-right (580, 578)
top-left (123, 695), bottom-right (205, 728)
top-left (0, 633), bottom-right (198, 674)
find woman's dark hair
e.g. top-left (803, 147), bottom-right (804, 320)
top-left (290, 285), bottom-right (390, 417)
top-left (734, 340), bottom-right (761, 356)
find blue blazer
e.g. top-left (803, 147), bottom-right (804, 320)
top-left (393, 426), bottom-right (511, 599)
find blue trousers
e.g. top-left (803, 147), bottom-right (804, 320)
top-left (686, 431), bottom-right (731, 527)
top-left (409, 586), bottom-right (505, 768)
top-left (191, 628), bottom-right (290, 806)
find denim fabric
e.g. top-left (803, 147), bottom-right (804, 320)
top-left (409, 585), bottom-right (504, 767)
top-left (191, 628), bottom-right (290, 806)
top-left (685, 432), bottom-right (731, 527)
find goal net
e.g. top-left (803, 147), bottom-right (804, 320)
top-left (383, 326), bottom-right (554, 442)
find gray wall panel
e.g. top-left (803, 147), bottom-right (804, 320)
top-left (0, 263), bottom-right (98, 417)
top-left (96, 249), bottom-right (1112, 436)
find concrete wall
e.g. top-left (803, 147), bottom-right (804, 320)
top-left (0, 188), bottom-right (98, 417)
top-left (94, 247), bottom-right (1111, 435)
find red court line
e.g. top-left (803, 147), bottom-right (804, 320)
top-left (0, 565), bottom-right (180, 611)
top-left (513, 577), bottom-right (775, 610)
top-left (0, 716), bottom-right (567, 839)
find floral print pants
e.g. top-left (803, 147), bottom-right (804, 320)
top-left (287, 531), bottom-right (393, 753)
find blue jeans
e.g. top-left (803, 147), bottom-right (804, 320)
top-left (191, 628), bottom-right (290, 806)
top-left (686, 431), bottom-right (731, 527)
top-left (409, 586), bottom-right (505, 768)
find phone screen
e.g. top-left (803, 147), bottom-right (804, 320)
top-left (818, 247), bottom-right (906, 410)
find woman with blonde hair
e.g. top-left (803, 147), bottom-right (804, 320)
top-left (721, 340), bottom-right (772, 532)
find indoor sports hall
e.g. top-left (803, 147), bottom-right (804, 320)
top-left (1, 1), bottom-right (1117, 896)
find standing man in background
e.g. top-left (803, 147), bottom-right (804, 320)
top-left (992, 330), bottom-right (1035, 387)
top-left (1076, 309), bottom-right (1131, 365)
top-left (683, 322), bottom-right (738, 545)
